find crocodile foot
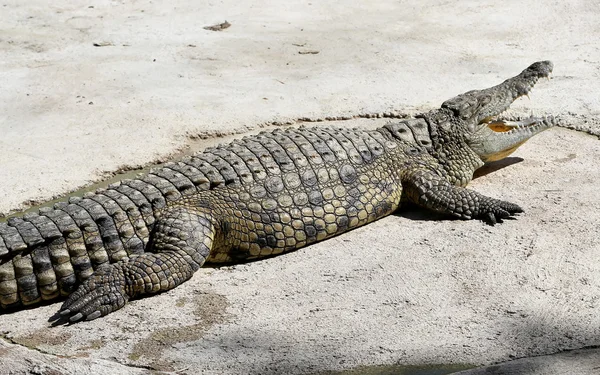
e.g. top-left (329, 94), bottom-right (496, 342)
top-left (477, 198), bottom-right (523, 225)
top-left (58, 264), bottom-right (129, 323)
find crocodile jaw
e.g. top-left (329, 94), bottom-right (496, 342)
top-left (441, 61), bottom-right (554, 127)
top-left (439, 61), bottom-right (555, 162)
top-left (468, 115), bottom-right (556, 162)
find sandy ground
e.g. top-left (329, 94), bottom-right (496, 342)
top-left (1, 0), bottom-right (600, 374)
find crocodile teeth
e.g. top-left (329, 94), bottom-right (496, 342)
top-left (501, 115), bottom-right (556, 133)
top-left (487, 113), bottom-right (556, 133)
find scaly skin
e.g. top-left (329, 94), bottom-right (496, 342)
top-left (0, 61), bottom-right (555, 322)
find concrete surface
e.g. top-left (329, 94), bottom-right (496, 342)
top-left (1, 0), bottom-right (599, 374)
top-left (455, 347), bottom-right (600, 375)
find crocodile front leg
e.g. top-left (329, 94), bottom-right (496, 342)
top-left (57, 206), bottom-right (216, 322)
top-left (403, 169), bottom-right (523, 225)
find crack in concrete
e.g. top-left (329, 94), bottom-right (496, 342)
top-left (0, 333), bottom-right (57, 357)
top-left (1, 110), bottom-right (597, 219)
top-left (0, 110), bottom-right (410, 218)
top-left (0, 334), bottom-right (161, 373)
top-left (186, 110), bottom-right (410, 140)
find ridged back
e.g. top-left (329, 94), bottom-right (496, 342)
top-left (0, 125), bottom-right (402, 309)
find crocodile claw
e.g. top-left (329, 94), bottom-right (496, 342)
top-left (56, 264), bottom-right (130, 323)
top-left (480, 200), bottom-right (523, 225)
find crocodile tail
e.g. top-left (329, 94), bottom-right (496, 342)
top-left (0, 143), bottom-right (280, 309)
top-left (0, 175), bottom-right (171, 309)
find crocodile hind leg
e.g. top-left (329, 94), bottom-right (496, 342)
top-left (57, 206), bottom-right (217, 322)
top-left (403, 169), bottom-right (523, 225)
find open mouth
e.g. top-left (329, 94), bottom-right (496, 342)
top-left (462, 61), bottom-right (556, 163)
top-left (473, 114), bottom-right (556, 162)
top-left (478, 61), bottom-right (555, 134)
top-left (484, 115), bottom-right (556, 133)
top-left (478, 78), bottom-right (555, 134)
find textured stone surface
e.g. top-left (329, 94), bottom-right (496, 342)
top-left (1, 1), bottom-right (599, 374)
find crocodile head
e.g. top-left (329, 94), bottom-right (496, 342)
top-left (441, 61), bottom-right (555, 162)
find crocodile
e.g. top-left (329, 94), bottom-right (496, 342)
top-left (0, 61), bottom-right (555, 322)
